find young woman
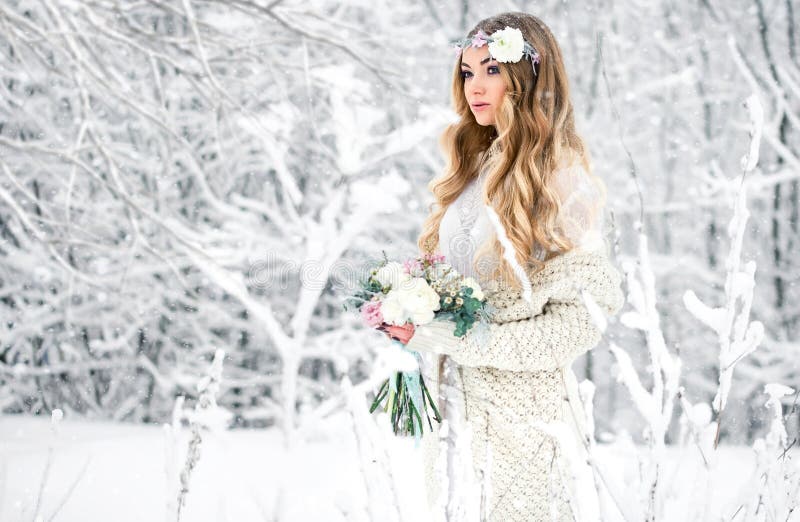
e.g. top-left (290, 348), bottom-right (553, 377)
top-left (384, 11), bottom-right (625, 521)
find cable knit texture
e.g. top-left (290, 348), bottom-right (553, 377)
top-left (411, 248), bottom-right (625, 521)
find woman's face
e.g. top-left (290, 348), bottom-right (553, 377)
top-left (460, 46), bottom-right (507, 127)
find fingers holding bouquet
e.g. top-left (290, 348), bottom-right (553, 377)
top-left (378, 322), bottom-right (416, 344)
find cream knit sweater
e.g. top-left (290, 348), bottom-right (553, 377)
top-left (407, 248), bottom-right (625, 521)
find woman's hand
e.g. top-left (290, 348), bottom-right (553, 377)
top-left (380, 322), bottom-right (415, 344)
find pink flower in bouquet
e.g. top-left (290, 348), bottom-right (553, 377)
top-left (403, 258), bottom-right (423, 275)
top-left (360, 300), bottom-right (384, 328)
top-left (423, 253), bottom-right (446, 265)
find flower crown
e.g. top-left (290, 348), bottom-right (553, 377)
top-left (450, 26), bottom-right (541, 76)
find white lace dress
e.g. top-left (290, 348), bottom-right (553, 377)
top-left (414, 151), bottom-right (611, 522)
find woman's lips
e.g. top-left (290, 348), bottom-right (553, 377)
top-left (471, 103), bottom-right (489, 111)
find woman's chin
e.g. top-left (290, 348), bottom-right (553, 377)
top-left (473, 115), bottom-right (495, 127)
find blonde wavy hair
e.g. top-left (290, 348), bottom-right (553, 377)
top-left (417, 12), bottom-right (606, 291)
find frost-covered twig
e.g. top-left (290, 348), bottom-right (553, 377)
top-left (45, 454), bottom-right (91, 522)
top-left (341, 375), bottom-right (401, 522)
top-left (682, 93), bottom-right (765, 448)
top-left (176, 349), bottom-right (226, 521)
top-left (675, 388), bottom-right (714, 468)
top-left (740, 383), bottom-right (799, 521)
top-left (610, 229), bottom-right (682, 521)
top-left (533, 420), bottom-right (600, 522)
top-left (31, 409), bottom-right (63, 521)
top-left (164, 396), bottom-right (185, 522)
top-left (23, 409), bottom-right (91, 522)
top-left (438, 357), bottom-right (480, 522)
top-left (576, 380), bottom-right (631, 521)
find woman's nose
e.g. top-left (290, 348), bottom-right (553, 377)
top-left (471, 76), bottom-right (486, 94)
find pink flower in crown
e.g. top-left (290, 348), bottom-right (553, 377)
top-left (361, 300), bottom-right (384, 328)
top-left (470, 30), bottom-right (489, 48)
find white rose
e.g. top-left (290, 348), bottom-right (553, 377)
top-left (461, 277), bottom-right (485, 301)
top-left (488, 27), bottom-right (525, 63)
top-left (381, 278), bottom-right (441, 326)
top-left (399, 278), bottom-right (441, 324)
top-left (382, 278), bottom-right (441, 325)
top-left (380, 290), bottom-right (407, 325)
top-left (374, 262), bottom-right (410, 289)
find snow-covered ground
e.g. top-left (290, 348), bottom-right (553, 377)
top-left (2, 412), bottom-right (430, 522)
top-left (0, 413), bottom-right (774, 522)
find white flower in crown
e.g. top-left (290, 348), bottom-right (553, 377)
top-left (487, 26), bottom-right (526, 63)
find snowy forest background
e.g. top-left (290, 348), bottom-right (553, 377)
top-left (0, 0), bottom-right (799, 520)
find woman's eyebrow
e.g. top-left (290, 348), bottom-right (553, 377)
top-left (461, 56), bottom-right (496, 69)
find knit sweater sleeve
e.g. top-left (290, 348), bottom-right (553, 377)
top-left (405, 251), bottom-right (625, 372)
top-left (407, 299), bottom-right (609, 372)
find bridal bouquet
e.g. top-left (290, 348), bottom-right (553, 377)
top-left (344, 252), bottom-right (491, 439)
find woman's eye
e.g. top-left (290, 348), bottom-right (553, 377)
top-left (460, 70), bottom-right (473, 80)
top-left (488, 66), bottom-right (500, 74)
